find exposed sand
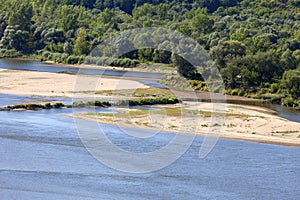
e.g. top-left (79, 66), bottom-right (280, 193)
top-left (0, 69), bottom-right (149, 98)
top-left (70, 102), bottom-right (300, 147)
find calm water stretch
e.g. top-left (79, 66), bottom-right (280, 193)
top-left (0, 59), bottom-right (299, 199)
top-left (0, 59), bottom-right (164, 79)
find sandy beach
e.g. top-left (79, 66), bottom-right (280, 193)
top-left (70, 102), bottom-right (300, 147)
top-left (1, 68), bottom-right (299, 147)
top-left (0, 69), bottom-right (149, 98)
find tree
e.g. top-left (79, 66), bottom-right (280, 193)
top-left (74, 28), bottom-right (90, 55)
top-left (210, 40), bottom-right (246, 68)
top-left (281, 69), bottom-right (300, 99)
top-left (8, 0), bottom-right (33, 31)
top-left (171, 53), bottom-right (199, 79)
top-left (191, 13), bottom-right (214, 34)
top-left (242, 51), bottom-right (282, 85)
top-left (64, 41), bottom-right (73, 54)
top-left (280, 49), bottom-right (296, 71)
top-left (0, 14), bottom-right (7, 39)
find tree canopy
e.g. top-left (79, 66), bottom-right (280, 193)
top-left (0, 0), bottom-right (299, 106)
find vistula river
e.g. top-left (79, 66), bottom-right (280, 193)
top-left (0, 59), bottom-right (299, 199)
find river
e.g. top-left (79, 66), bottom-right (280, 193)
top-left (0, 59), bottom-right (299, 199)
top-left (0, 105), bottom-right (299, 199)
top-left (0, 58), bottom-right (164, 79)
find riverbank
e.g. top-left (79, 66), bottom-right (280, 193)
top-left (68, 102), bottom-right (300, 147)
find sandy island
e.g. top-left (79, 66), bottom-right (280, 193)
top-left (1, 68), bottom-right (299, 147)
top-left (0, 69), bottom-right (149, 98)
top-left (70, 102), bottom-right (300, 147)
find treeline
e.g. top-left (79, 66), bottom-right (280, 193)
top-left (0, 0), bottom-right (299, 106)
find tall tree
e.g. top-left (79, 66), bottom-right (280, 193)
top-left (74, 28), bottom-right (90, 55)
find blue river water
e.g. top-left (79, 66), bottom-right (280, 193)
top-left (0, 107), bottom-right (299, 199)
top-left (0, 58), bottom-right (164, 79)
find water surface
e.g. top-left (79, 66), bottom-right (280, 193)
top-left (0, 59), bottom-right (164, 79)
top-left (0, 106), bottom-right (299, 199)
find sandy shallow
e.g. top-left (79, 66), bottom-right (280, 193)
top-left (70, 102), bottom-right (300, 147)
top-left (0, 69), bottom-right (149, 98)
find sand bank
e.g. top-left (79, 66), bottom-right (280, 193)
top-left (70, 102), bottom-right (300, 147)
top-left (0, 69), bottom-right (149, 98)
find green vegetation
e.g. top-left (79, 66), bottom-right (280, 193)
top-left (114, 97), bottom-right (179, 106)
top-left (72, 100), bottom-right (111, 107)
top-left (96, 87), bottom-right (177, 98)
top-left (1, 102), bottom-right (65, 110)
top-left (0, 100), bottom-right (111, 111)
top-left (0, 0), bottom-right (299, 106)
top-left (0, 96), bottom-right (179, 111)
top-left (4, 103), bottom-right (49, 110)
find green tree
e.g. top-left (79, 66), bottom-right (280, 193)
top-left (280, 49), bottom-right (296, 71)
top-left (74, 28), bottom-right (90, 55)
top-left (210, 40), bottom-right (246, 68)
top-left (191, 13), bottom-right (214, 34)
top-left (281, 69), bottom-right (300, 99)
top-left (8, 0), bottom-right (33, 31)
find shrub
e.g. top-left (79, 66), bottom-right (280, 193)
top-left (53, 102), bottom-right (64, 108)
top-left (0, 49), bottom-right (22, 57)
top-left (282, 97), bottom-right (296, 107)
top-left (66, 56), bottom-right (83, 64)
top-left (44, 102), bottom-right (52, 109)
top-left (114, 97), bottom-right (179, 106)
top-left (72, 100), bottom-right (111, 107)
top-left (41, 51), bottom-right (51, 58)
top-left (72, 101), bottom-right (85, 107)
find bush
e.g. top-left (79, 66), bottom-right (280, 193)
top-left (41, 51), bottom-right (51, 58)
top-left (66, 56), bottom-right (83, 64)
top-left (53, 102), bottom-right (64, 108)
top-left (6, 103), bottom-right (45, 110)
top-left (84, 56), bottom-right (98, 64)
top-left (44, 102), bottom-right (52, 109)
top-left (111, 58), bottom-right (140, 68)
top-left (270, 83), bottom-right (280, 93)
top-left (114, 97), bottom-right (180, 106)
top-left (0, 49), bottom-right (22, 57)
top-left (282, 97), bottom-right (297, 107)
top-left (72, 100), bottom-right (111, 107)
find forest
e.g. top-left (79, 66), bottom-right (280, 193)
top-left (0, 0), bottom-right (299, 106)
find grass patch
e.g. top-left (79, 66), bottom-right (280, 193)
top-left (128, 109), bottom-right (150, 116)
top-left (95, 87), bottom-right (176, 99)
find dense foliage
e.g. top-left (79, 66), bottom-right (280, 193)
top-left (0, 0), bottom-right (299, 106)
